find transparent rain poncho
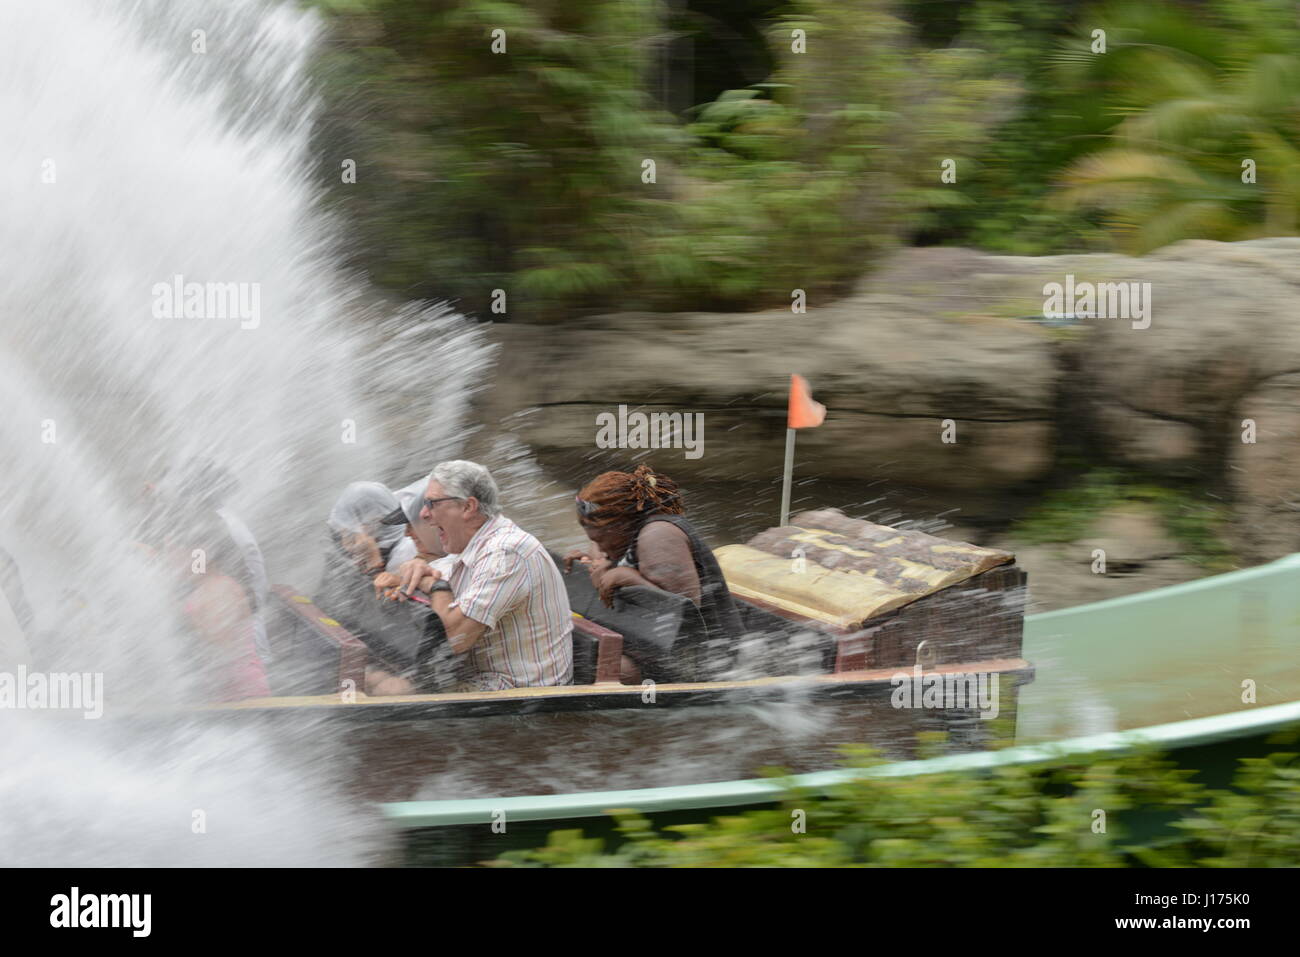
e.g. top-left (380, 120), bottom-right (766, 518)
top-left (391, 474), bottom-right (432, 528)
top-left (326, 482), bottom-right (406, 552)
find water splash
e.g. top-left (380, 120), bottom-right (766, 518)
top-left (0, 0), bottom-right (491, 864)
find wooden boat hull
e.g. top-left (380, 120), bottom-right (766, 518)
top-left (200, 658), bottom-right (1032, 810)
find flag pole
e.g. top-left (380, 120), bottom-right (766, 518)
top-left (779, 427), bottom-right (796, 527)
top-left (782, 372), bottom-right (824, 528)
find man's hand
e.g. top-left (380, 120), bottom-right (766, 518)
top-left (372, 571), bottom-right (401, 599)
top-left (394, 558), bottom-right (440, 601)
top-left (596, 565), bottom-right (643, 608)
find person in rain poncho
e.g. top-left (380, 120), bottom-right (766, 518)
top-left (373, 474), bottom-right (458, 590)
top-left (149, 459), bottom-right (273, 669)
top-left (318, 481), bottom-right (446, 690)
top-left (326, 481), bottom-right (407, 577)
top-left (365, 474), bottom-right (464, 696)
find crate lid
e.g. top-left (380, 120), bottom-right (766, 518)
top-left (717, 509), bottom-right (1014, 630)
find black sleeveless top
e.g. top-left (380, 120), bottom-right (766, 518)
top-left (624, 513), bottom-right (744, 641)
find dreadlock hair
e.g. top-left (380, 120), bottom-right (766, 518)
top-left (575, 464), bottom-right (684, 531)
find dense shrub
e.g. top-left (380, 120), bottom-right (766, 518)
top-left (491, 729), bottom-right (1300, 866)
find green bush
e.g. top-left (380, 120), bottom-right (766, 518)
top-left (669, 0), bottom-right (1017, 308)
top-left (922, 0), bottom-right (1114, 254)
top-left (491, 729), bottom-right (1300, 867)
top-left (1054, 0), bottom-right (1300, 252)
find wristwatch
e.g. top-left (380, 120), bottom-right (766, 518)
top-left (428, 579), bottom-right (453, 594)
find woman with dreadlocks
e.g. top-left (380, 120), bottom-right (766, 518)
top-left (563, 464), bottom-right (744, 681)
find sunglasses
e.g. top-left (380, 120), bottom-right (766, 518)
top-left (575, 496), bottom-right (599, 518)
top-left (422, 496), bottom-right (463, 510)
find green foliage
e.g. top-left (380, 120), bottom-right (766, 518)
top-left (1010, 469), bottom-right (1237, 571)
top-left (1054, 0), bottom-right (1300, 252)
top-left (311, 0), bottom-right (1300, 313)
top-left (313, 0), bottom-right (686, 319)
top-left (656, 0), bottom-right (1019, 308)
top-left (1164, 740), bottom-right (1300, 867)
top-left (313, 0), bottom-right (1015, 318)
top-left (916, 0), bottom-right (1114, 254)
top-left (924, 0), bottom-right (1300, 254)
top-left (491, 730), bottom-right (1300, 867)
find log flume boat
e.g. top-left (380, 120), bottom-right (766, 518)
top-left (199, 510), bottom-right (1033, 829)
top-left (215, 508), bottom-right (1035, 721)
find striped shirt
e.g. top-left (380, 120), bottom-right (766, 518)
top-left (448, 514), bottom-right (573, 691)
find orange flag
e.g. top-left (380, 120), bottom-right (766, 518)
top-left (787, 374), bottom-right (826, 429)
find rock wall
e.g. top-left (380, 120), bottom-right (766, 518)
top-left (473, 238), bottom-right (1300, 563)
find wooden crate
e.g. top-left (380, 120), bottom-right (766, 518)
top-left (718, 508), bottom-right (1027, 674)
top-left (833, 563), bottom-right (1027, 671)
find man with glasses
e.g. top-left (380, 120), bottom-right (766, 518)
top-left (392, 460), bottom-right (573, 691)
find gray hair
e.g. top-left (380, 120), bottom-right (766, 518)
top-left (430, 460), bottom-right (501, 518)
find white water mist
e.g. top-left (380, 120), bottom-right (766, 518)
top-left (0, 0), bottom-right (492, 864)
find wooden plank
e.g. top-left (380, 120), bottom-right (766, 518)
top-left (198, 656), bottom-right (1033, 718)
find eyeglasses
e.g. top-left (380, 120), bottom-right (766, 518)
top-left (422, 496), bottom-right (462, 510)
top-left (575, 496), bottom-right (599, 518)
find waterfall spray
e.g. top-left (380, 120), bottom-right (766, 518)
top-left (0, 0), bottom-right (492, 864)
